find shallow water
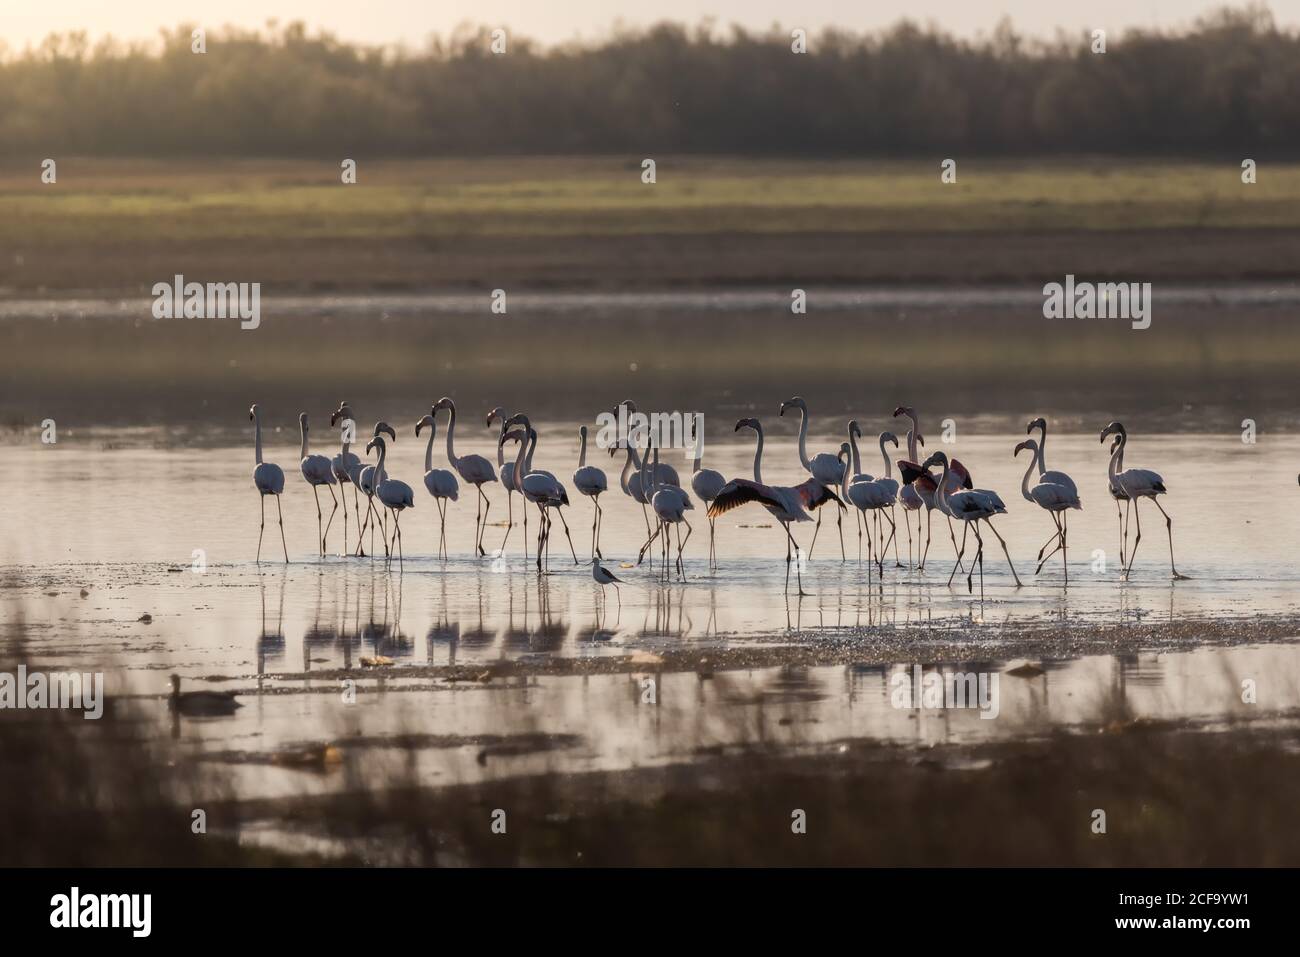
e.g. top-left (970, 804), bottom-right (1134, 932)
top-left (6, 428), bottom-right (1300, 818)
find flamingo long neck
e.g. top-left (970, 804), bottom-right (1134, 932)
top-left (619, 446), bottom-right (635, 494)
top-left (525, 430), bottom-right (537, 473)
top-left (795, 405), bottom-right (811, 471)
top-left (340, 427), bottom-right (350, 457)
top-left (652, 447), bottom-right (661, 495)
top-left (375, 442), bottom-right (387, 483)
top-left (639, 441), bottom-right (652, 498)
top-left (1035, 423), bottom-right (1048, 476)
top-left (424, 423), bottom-right (435, 473)
top-left (253, 412), bottom-right (264, 465)
top-left (848, 430), bottom-right (862, 475)
top-left (495, 421), bottom-right (506, 468)
top-left (1108, 435), bottom-right (1125, 485)
top-left (906, 413), bottom-right (920, 460)
top-left (443, 405), bottom-right (459, 467)
top-left (578, 429), bottom-right (588, 468)
top-left (513, 430), bottom-right (529, 481)
top-left (1020, 448), bottom-right (1038, 502)
top-left (752, 425), bottom-right (765, 485)
top-left (878, 435), bottom-right (892, 479)
top-left (840, 453), bottom-right (852, 500)
top-left (935, 460), bottom-right (952, 512)
top-left (299, 420), bottom-right (309, 460)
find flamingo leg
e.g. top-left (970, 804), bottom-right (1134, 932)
top-left (1125, 499), bottom-right (1142, 580)
top-left (808, 509), bottom-right (822, 559)
top-left (679, 519), bottom-right (692, 580)
top-left (1062, 510), bottom-right (1069, 585)
top-left (1152, 498), bottom-right (1186, 579)
top-left (855, 508), bottom-right (863, 563)
top-left (479, 492), bottom-right (491, 556)
top-left (275, 494), bottom-right (288, 564)
top-left (881, 511), bottom-right (898, 570)
top-left (947, 520), bottom-right (969, 586)
top-left (781, 522), bottom-right (806, 596)
top-left (257, 494), bottom-right (266, 562)
top-left (340, 482), bottom-right (349, 555)
top-left (921, 507), bottom-right (932, 570)
top-left (903, 506), bottom-right (913, 568)
top-left (836, 505), bottom-right (845, 561)
top-left (1036, 515), bottom-right (1064, 574)
top-left (312, 486), bottom-right (323, 557)
top-left (984, 519), bottom-right (1022, 587)
top-left (353, 486), bottom-right (366, 557)
top-left (500, 489), bottom-right (514, 554)
top-left (967, 520), bottom-right (984, 595)
top-left (323, 484), bottom-right (338, 553)
top-left (555, 507), bottom-right (579, 564)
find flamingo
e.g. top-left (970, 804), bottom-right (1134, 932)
top-left (647, 440), bottom-right (694, 582)
top-left (355, 422), bottom-right (397, 557)
top-left (690, 436), bottom-right (727, 570)
top-left (297, 413), bottom-right (339, 557)
top-left (1100, 422), bottom-right (1186, 580)
top-left (1015, 438), bottom-right (1082, 582)
top-left (433, 397), bottom-right (497, 556)
top-left (365, 434), bottom-right (414, 565)
top-left (780, 396), bottom-right (846, 560)
top-left (841, 442), bottom-right (893, 576)
top-left (249, 404), bottom-right (287, 563)
top-left (895, 409), bottom-right (926, 567)
top-left (504, 414), bottom-right (578, 570)
top-left (707, 417), bottom-right (842, 595)
top-left (416, 414), bottom-right (459, 558)
top-left (573, 425), bottom-right (609, 560)
top-left (921, 451), bottom-right (1022, 597)
top-left (895, 406), bottom-right (970, 571)
top-left (329, 401), bottom-right (364, 555)
top-left (486, 406), bottom-right (523, 554)
top-left (1024, 417), bottom-right (1080, 568)
top-left (611, 400), bottom-right (680, 566)
top-left (866, 428), bottom-right (902, 567)
top-left (1103, 432), bottom-right (1130, 570)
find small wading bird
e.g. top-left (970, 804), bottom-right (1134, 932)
top-left (355, 422), bottom-right (398, 557)
top-left (1100, 422), bottom-right (1186, 580)
top-left (690, 436), bottom-right (728, 570)
top-left (297, 413), bottom-right (339, 557)
top-left (366, 433), bottom-right (414, 564)
top-left (329, 402), bottom-right (364, 555)
top-left (921, 451), bottom-right (1021, 597)
top-left (1014, 438), bottom-right (1082, 582)
top-left (170, 674), bottom-right (241, 717)
top-left (592, 560), bottom-right (623, 605)
top-left (708, 417), bottom-right (842, 596)
top-left (249, 404), bottom-right (288, 563)
top-left (416, 413), bottom-right (459, 559)
top-left (573, 425), bottom-right (609, 560)
top-left (433, 397), bottom-right (497, 556)
top-left (780, 396), bottom-right (846, 560)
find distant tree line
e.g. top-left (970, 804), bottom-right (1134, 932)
top-left (1, 6), bottom-right (1297, 157)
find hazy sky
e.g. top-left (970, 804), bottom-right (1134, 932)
top-left (4, 1), bottom-right (1295, 50)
